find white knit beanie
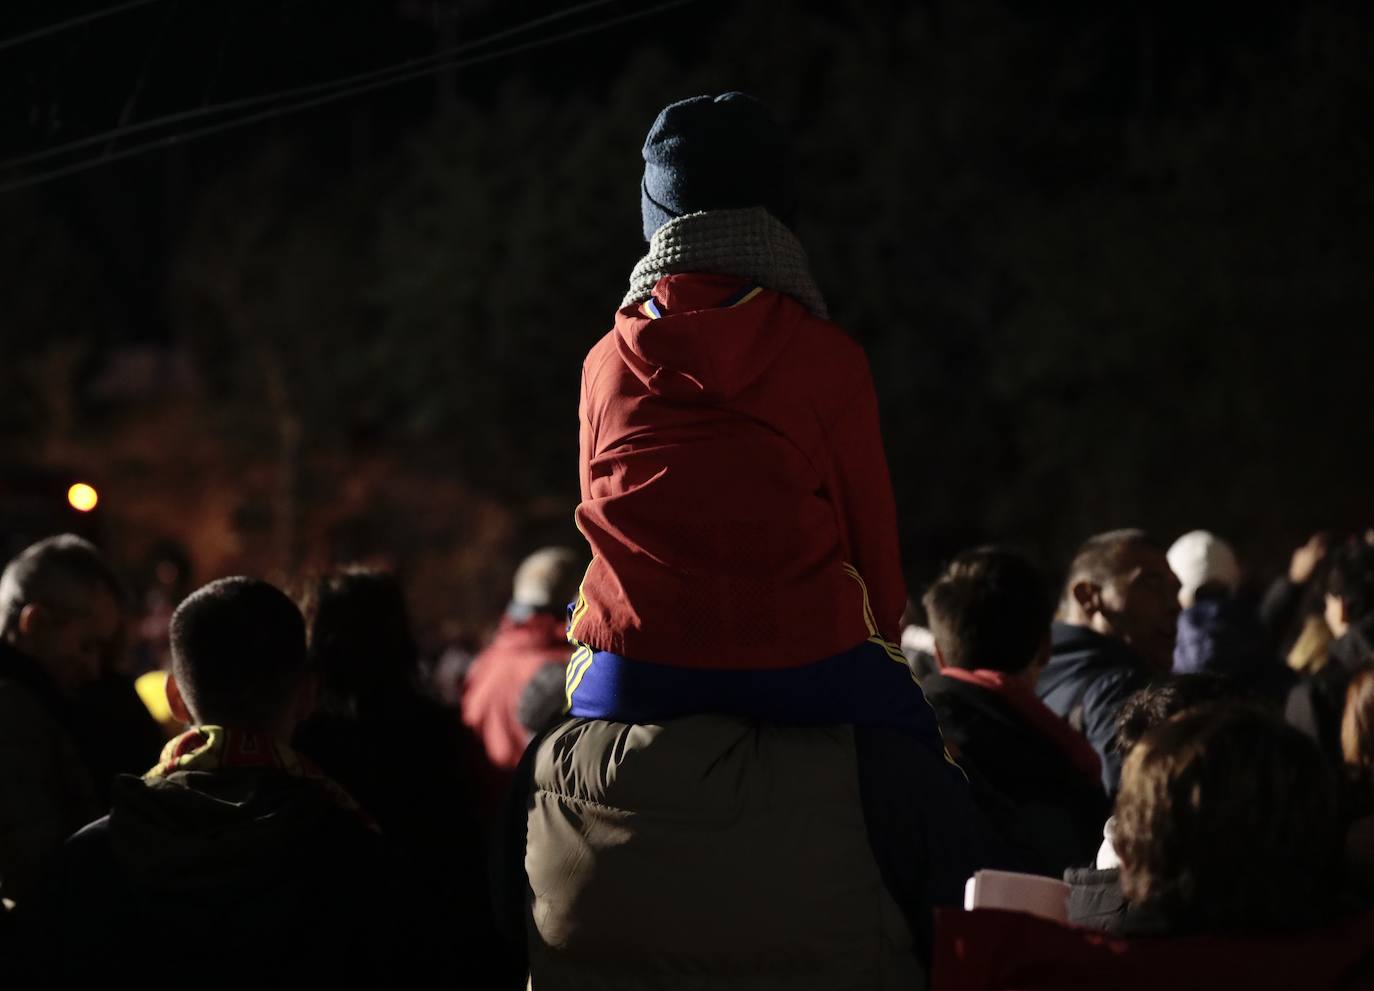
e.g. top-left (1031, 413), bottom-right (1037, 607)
top-left (1167, 530), bottom-right (1242, 608)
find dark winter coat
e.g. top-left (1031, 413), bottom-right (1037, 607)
top-left (1174, 596), bottom-right (1295, 705)
top-left (1287, 620), bottom-right (1374, 766)
top-left (521, 715), bottom-right (980, 989)
top-left (1259, 576), bottom-right (1307, 644)
top-left (922, 672), bottom-right (1108, 876)
top-left (1036, 623), bottom-right (1157, 794)
top-left (18, 766), bottom-right (410, 985)
top-left (1064, 865), bottom-right (1127, 932)
top-left (294, 695), bottom-right (518, 987)
top-left (0, 641), bottom-right (102, 906)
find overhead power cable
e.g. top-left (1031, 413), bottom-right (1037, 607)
top-left (0, 0), bottom-right (169, 55)
top-left (1, 0), bottom-right (634, 176)
top-left (0, 0), bottom-right (695, 195)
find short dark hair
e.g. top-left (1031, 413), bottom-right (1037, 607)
top-left (1115, 706), bottom-right (1339, 935)
top-left (0, 534), bottom-right (125, 638)
top-left (922, 547), bottom-right (1052, 673)
top-left (170, 577), bottom-right (307, 730)
top-left (1327, 541), bottom-right (1374, 626)
top-left (1112, 673), bottom-right (1233, 755)
top-left (1058, 528), bottom-right (1157, 615)
top-left (300, 567), bottom-right (417, 713)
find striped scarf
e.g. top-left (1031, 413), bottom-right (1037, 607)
top-left (148, 725), bottom-right (379, 832)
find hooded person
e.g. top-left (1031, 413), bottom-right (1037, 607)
top-left (462, 547), bottom-right (583, 771)
top-left (16, 578), bottom-right (424, 985)
top-left (568, 91), bottom-right (944, 744)
top-left (1167, 530), bottom-right (1292, 704)
top-left (516, 94), bottom-right (977, 989)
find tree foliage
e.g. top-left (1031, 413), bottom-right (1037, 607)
top-left (10, 0), bottom-right (1372, 594)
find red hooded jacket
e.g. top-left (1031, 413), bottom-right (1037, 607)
top-left (462, 612), bottom-right (568, 769)
top-left (571, 272), bottom-right (906, 670)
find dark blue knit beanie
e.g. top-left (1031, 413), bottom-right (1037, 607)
top-left (640, 92), bottom-right (797, 241)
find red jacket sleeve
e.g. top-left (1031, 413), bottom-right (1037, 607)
top-left (824, 356), bottom-right (907, 643)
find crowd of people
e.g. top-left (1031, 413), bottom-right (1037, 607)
top-left (2, 525), bottom-right (1372, 987)
top-left (3, 91), bottom-right (1374, 989)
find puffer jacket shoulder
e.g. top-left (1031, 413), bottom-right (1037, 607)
top-left (525, 715), bottom-right (924, 991)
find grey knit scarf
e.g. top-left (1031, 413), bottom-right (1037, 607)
top-left (622, 207), bottom-right (829, 319)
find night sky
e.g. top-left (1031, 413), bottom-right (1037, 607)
top-left (1, 0), bottom-right (1371, 636)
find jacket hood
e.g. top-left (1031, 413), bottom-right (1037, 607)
top-left (1173, 597), bottom-right (1268, 677)
top-left (614, 273), bottom-right (801, 402)
top-left (107, 769), bottom-right (371, 892)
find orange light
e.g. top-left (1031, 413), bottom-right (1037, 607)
top-left (67, 483), bottom-right (98, 512)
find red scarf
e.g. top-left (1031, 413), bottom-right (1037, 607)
top-left (938, 667), bottom-right (1102, 784)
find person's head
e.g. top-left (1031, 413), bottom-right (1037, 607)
top-left (639, 92), bottom-right (796, 241)
top-left (0, 534), bottom-right (125, 696)
top-left (167, 577), bottom-right (311, 738)
top-left (510, 546), bottom-right (583, 621)
top-left (301, 567), bottom-right (418, 713)
top-left (1115, 706), bottom-right (1339, 935)
top-left (1112, 673), bottom-right (1233, 757)
top-left (922, 546), bottom-right (1052, 681)
top-left (1059, 529), bottom-right (1181, 673)
top-left (1343, 668), bottom-right (1374, 776)
top-left (1324, 541), bottom-right (1374, 640)
top-left (1166, 530), bottom-right (1241, 609)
